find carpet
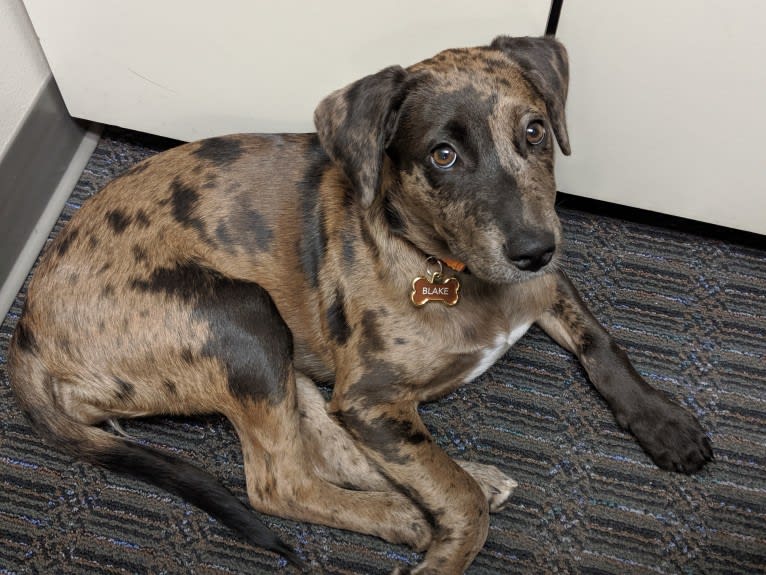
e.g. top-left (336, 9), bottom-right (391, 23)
top-left (1, 127), bottom-right (764, 574)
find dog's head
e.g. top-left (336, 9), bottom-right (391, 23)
top-left (315, 36), bottom-right (570, 284)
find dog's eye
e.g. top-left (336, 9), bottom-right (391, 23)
top-left (430, 145), bottom-right (458, 169)
top-left (525, 121), bottom-right (546, 146)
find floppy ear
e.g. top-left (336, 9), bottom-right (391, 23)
top-left (490, 36), bottom-right (571, 155)
top-left (314, 66), bottom-right (408, 207)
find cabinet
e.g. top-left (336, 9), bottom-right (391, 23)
top-left (556, 0), bottom-right (766, 234)
top-left (22, 0), bottom-right (548, 139)
top-left (22, 0), bottom-right (766, 233)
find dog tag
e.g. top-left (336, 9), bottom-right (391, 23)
top-left (411, 272), bottom-right (460, 307)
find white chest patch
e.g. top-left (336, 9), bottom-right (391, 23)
top-left (464, 322), bottom-right (532, 384)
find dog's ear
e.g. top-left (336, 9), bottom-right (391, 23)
top-left (314, 66), bottom-right (408, 207)
top-left (491, 36), bottom-right (571, 156)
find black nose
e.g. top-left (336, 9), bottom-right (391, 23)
top-left (505, 231), bottom-right (556, 272)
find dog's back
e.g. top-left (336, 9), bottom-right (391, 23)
top-left (7, 133), bottom-right (332, 569)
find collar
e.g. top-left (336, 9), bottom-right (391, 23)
top-left (440, 256), bottom-right (466, 273)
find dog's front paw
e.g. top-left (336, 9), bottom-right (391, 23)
top-left (626, 391), bottom-right (713, 473)
top-left (456, 460), bottom-right (518, 512)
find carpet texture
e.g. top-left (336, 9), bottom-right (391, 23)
top-left (1, 127), bottom-right (764, 574)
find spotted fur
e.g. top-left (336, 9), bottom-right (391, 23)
top-left (8, 36), bottom-right (711, 574)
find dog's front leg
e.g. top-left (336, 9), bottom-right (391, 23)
top-left (331, 396), bottom-right (488, 575)
top-left (537, 271), bottom-right (713, 473)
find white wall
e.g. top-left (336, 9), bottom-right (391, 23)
top-left (0, 0), bottom-right (50, 158)
top-left (22, 0), bottom-right (548, 141)
top-left (555, 0), bottom-right (766, 234)
top-left (18, 1), bottom-right (765, 233)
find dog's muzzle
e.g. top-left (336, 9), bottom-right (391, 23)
top-left (504, 229), bottom-right (556, 272)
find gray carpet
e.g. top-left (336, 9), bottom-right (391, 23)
top-left (1, 127), bottom-right (764, 574)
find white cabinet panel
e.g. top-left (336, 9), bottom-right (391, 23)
top-left (24, 1), bottom-right (764, 232)
top-left (22, 0), bottom-right (548, 140)
top-left (556, 1), bottom-right (766, 234)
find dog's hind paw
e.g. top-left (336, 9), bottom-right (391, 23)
top-left (456, 460), bottom-right (518, 512)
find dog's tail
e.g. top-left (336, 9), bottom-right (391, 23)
top-left (8, 344), bottom-right (307, 571)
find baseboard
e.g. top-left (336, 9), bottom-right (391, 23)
top-left (0, 77), bottom-right (102, 320)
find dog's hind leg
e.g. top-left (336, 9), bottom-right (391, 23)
top-left (295, 374), bottom-right (517, 512)
top-left (7, 348), bottom-right (305, 569)
top-left (292, 372), bottom-right (392, 491)
top-left (191, 279), bottom-right (432, 551)
top-left (223, 367), bottom-right (432, 552)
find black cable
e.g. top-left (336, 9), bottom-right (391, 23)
top-left (545, 0), bottom-right (564, 36)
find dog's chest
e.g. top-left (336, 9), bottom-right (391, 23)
top-left (462, 322), bottom-right (532, 383)
top-left (293, 273), bottom-right (553, 395)
top-left (356, 290), bottom-right (538, 398)
top-left (391, 315), bottom-right (534, 401)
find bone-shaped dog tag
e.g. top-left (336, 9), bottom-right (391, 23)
top-left (411, 272), bottom-right (460, 307)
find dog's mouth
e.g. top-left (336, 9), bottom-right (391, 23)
top-left (415, 226), bottom-right (556, 284)
top-left (436, 239), bottom-right (559, 285)
top-left (428, 248), bottom-right (562, 287)
top-left (428, 226), bottom-right (474, 275)
top-left (433, 221), bottom-right (562, 284)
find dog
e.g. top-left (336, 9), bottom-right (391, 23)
top-left (8, 36), bottom-right (712, 574)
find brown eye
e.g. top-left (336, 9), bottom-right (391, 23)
top-left (525, 121), bottom-right (546, 146)
top-left (430, 145), bottom-right (458, 169)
